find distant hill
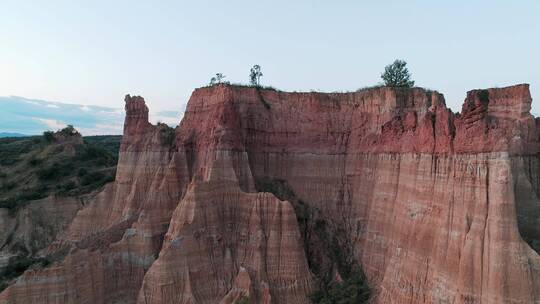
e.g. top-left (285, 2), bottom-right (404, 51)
top-left (0, 132), bottom-right (27, 138)
top-left (0, 130), bottom-right (122, 210)
top-left (0, 128), bottom-right (122, 289)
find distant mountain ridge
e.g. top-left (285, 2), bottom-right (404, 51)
top-left (0, 132), bottom-right (26, 138)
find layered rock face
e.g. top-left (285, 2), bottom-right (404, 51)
top-left (0, 195), bottom-right (82, 268)
top-left (1, 84), bottom-right (539, 304)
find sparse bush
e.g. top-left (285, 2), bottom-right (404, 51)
top-left (80, 171), bottom-right (105, 186)
top-left (381, 59), bottom-right (415, 87)
top-left (42, 131), bottom-right (55, 143)
top-left (158, 123), bottom-right (175, 147)
top-left (36, 166), bottom-right (56, 180)
top-left (77, 168), bottom-right (88, 177)
top-left (20, 185), bottom-right (49, 201)
top-left (77, 144), bottom-right (114, 167)
top-left (0, 198), bottom-right (17, 210)
top-left (0, 185), bottom-right (49, 210)
top-left (310, 270), bottom-right (370, 304)
top-left (532, 240), bottom-right (540, 253)
top-left (82, 145), bottom-right (106, 159)
top-left (1, 256), bottom-right (34, 278)
top-left (0, 255), bottom-right (50, 287)
top-left (0, 158), bottom-right (17, 166)
top-left (57, 180), bottom-right (76, 194)
top-left (522, 235), bottom-right (540, 254)
top-left (59, 125), bottom-right (79, 137)
top-left (210, 73), bottom-right (226, 85)
top-left (1, 181), bottom-right (16, 191)
top-left (37, 162), bottom-right (74, 181)
top-left (83, 135), bottom-right (121, 156)
top-left (103, 170), bottom-right (115, 183)
top-left (28, 157), bottom-right (43, 166)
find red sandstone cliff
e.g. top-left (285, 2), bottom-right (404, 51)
top-left (1, 84), bottom-right (539, 303)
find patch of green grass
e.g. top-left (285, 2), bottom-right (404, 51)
top-left (356, 84), bottom-right (385, 92)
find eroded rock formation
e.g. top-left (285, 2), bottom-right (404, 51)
top-left (1, 84), bottom-right (539, 303)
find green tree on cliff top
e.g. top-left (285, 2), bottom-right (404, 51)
top-left (381, 59), bottom-right (415, 87)
top-left (209, 73), bottom-right (226, 85)
top-left (249, 65), bottom-right (263, 86)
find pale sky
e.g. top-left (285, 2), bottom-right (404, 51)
top-left (1, 0), bottom-right (539, 115)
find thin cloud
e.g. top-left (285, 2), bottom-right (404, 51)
top-left (155, 110), bottom-right (181, 118)
top-left (34, 117), bottom-right (67, 131)
top-left (150, 113), bottom-right (179, 127)
top-left (77, 123), bottom-right (124, 136)
top-left (2, 96), bottom-right (178, 136)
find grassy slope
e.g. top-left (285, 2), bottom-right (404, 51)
top-left (0, 133), bottom-right (121, 289)
top-left (83, 135), bottom-right (122, 156)
top-left (0, 134), bottom-right (121, 211)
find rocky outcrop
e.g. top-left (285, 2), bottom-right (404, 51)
top-left (1, 84), bottom-right (539, 303)
top-left (137, 181), bottom-right (313, 304)
top-left (0, 195), bottom-right (82, 278)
